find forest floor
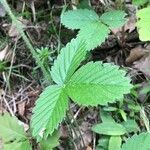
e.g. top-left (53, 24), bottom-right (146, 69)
top-left (0, 0), bottom-right (150, 150)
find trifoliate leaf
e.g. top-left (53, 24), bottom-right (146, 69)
top-left (92, 122), bottom-right (126, 136)
top-left (136, 7), bottom-right (150, 41)
top-left (61, 9), bottom-right (99, 30)
top-left (121, 132), bottom-right (150, 150)
top-left (66, 61), bottom-right (132, 106)
top-left (39, 130), bottom-right (60, 150)
top-left (100, 10), bottom-right (127, 28)
top-left (31, 85), bottom-right (68, 140)
top-left (4, 141), bottom-right (32, 150)
top-left (0, 113), bottom-right (26, 143)
top-left (51, 39), bottom-right (87, 85)
top-left (108, 136), bottom-right (122, 150)
top-left (61, 9), bottom-right (127, 50)
top-left (77, 22), bottom-right (110, 50)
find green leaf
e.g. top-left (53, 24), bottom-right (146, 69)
top-left (136, 7), bottom-right (150, 41)
top-left (50, 39), bottom-right (87, 85)
top-left (97, 136), bottom-right (109, 150)
top-left (78, 0), bottom-right (91, 9)
top-left (92, 122), bottom-right (126, 136)
top-left (119, 109), bottom-right (127, 121)
top-left (39, 130), bottom-right (60, 150)
top-left (121, 132), bottom-right (150, 150)
top-left (100, 10), bottom-right (127, 28)
top-left (100, 109), bottom-right (115, 123)
top-left (61, 9), bottom-right (99, 30)
top-left (132, 0), bottom-right (149, 6)
top-left (108, 136), bottom-right (121, 150)
top-left (4, 141), bottom-right (32, 150)
top-left (77, 22), bottom-right (110, 50)
top-left (31, 85), bottom-right (68, 140)
top-left (0, 113), bottom-right (32, 150)
top-left (121, 119), bottom-right (139, 133)
top-left (0, 113), bottom-right (26, 142)
top-left (66, 61), bottom-right (132, 106)
top-left (61, 9), bottom-right (126, 50)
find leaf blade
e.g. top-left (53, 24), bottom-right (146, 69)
top-left (108, 136), bottom-right (122, 150)
top-left (92, 122), bottom-right (126, 136)
top-left (121, 132), bottom-right (150, 150)
top-left (66, 61), bottom-right (132, 106)
top-left (61, 9), bottom-right (99, 30)
top-left (100, 10), bottom-right (127, 28)
top-left (31, 85), bottom-right (68, 140)
top-left (77, 22), bottom-right (110, 50)
top-left (0, 113), bottom-right (26, 143)
top-left (136, 7), bottom-right (150, 41)
top-left (50, 38), bottom-right (87, 85)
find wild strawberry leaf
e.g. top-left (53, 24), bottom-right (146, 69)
top-left (61, 9), bottom-right (127, 50)
top-left (77, 22), bottom-right (110, 50)
top-left (121, 132), bottom-right (150, 150)
top-left (31, 85), bottom-right (68, 140)
top-left (61, 9), bottom-right (99, 30)
top-left (100, 10), bottom-right (127, 28)
top-left (66, 61), bottom-right (132, 106)
top-left (51, 39), bottom-right (87, 85)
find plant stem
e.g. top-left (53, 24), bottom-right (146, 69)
top-left (68, 108), bottom-right (86, 148)
top-left (0, 0), bottom-right (52, 83)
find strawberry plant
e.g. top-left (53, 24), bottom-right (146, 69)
top-left (31, 8), bottom-right (132, 139)
top-left (61, 9), bottom-right (127, 50)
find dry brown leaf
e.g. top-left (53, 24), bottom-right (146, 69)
top-left (0, 89), bottom-right (5, 99)
top-left (126, 46), bottom-right (146, 64)
top-left (86, 146), bottom-right (92, 150)
top-left (124, 16), bottom-right (136, 33)
top-left (0, 45), bottom-right (13, 62)
top-left (112, 16), bottom-right (136, 34)
top-left (134, 56), bottom-right (150, 77)
top-left (0, 45), bottom-right (9, 61)
top-left (18, 101), bottom-right (26, 116)
top-left (60, 125), bottom-right (68, 139)
top-left (8, 17), bottom-right (29, 41)
top-left (18, 120), bottom-right (29, 131)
